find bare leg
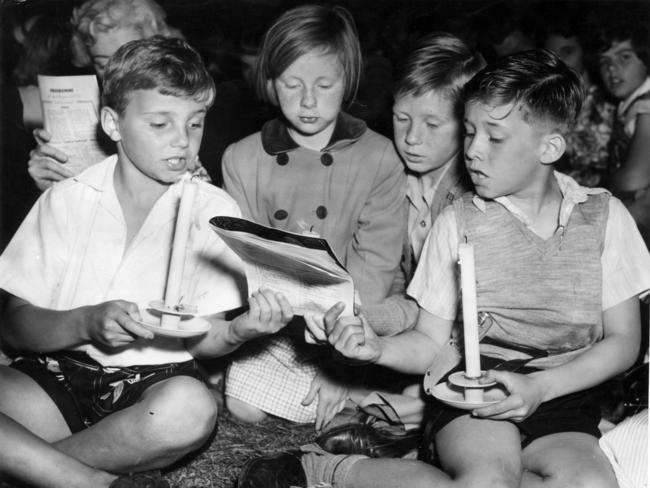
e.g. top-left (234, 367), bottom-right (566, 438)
top-left (521, 432), bottom-right (618, 488)
top-left (225, 395), bottom-right (268, 423)
top-left (0, 366), bottom-right (115, 487)
top-left (0, 365), bottom-right (217, 478)
top-left (0, 413), bottom-right (116, 488)
top-left (56, 376), bottom-right (218, 472)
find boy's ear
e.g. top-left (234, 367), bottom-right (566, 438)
top-left (100, 106), bottom-right (122, 142)
top-left (539, 132), bottom-right (566, 165)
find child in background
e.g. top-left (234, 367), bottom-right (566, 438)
top-left (596, 16), bottom-right (650, 244)
top-left (539, 9), bottom-right (615, 187)
top-left (222, 4), bottom-right (406, 428)
top-left (313, 32), bottom-right (484, 455)
top-left (364, 32), bottom-right (483, 334)
top-left (240, 49), bottom-right (650, 488)
top-left (0, 37), bottom-right (293, 488)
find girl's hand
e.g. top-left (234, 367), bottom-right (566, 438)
top-left (83, 300), bottom-right (152, 348)
top-left (471, 370), bottom-right (546, 422)
top-left (229, 288), bottom-right (294, 343)
top-left (302, 372), bottom-right (348, 431)
top-left (320, 303), bottom-right (382, 364)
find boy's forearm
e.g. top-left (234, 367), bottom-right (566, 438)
top-left (186, 314), bottom-right (246, 359)
top-left (375, 329), bottom-right (443, 374)
top-left (1, 297), bottom-right (87, 353)
top-left (531, 332), bottom-right (639, 402)
top-left (531, 297), bottom-right (641, 402)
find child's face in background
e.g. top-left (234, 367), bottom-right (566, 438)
top-left (463, 100), bottom-right (548, 200)
top-left (106, 89), bottom-right (207, 184)
top-left (89, 27), bottom-right (144, 78)
top-left (272, 48), bottom-right (345, 146)
top-left (545, 34), bottom-right (584, 74)
top-left (599, 39), bottom-right (648, 100)
top-left (393, 90), bottom-right (461, 175)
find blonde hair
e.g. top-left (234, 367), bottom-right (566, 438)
top-left (70, 0), bottom-right (171, 68)
top-left (255, 4), bottom-right (362, 106)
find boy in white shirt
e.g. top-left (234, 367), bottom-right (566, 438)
top-left (0, 36), bottom-right (293, 488)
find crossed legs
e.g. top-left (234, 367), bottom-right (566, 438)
top-left (0, 365), bottom-right (218, 487)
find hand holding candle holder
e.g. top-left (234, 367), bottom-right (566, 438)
top-left (137, 180), bottom-right (210, 338)
top-left (428, 242), bottom-right (505, 410)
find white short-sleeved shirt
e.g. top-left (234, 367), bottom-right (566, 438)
top-left (0, 156), bottom-right (246, 366)
top-left (408, 172), bottom-right (650, 320)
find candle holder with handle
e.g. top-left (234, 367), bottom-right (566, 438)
top-left (135, 180), bottom-right (210, 338)
top-left (427, 242), bottom-right (505, 409)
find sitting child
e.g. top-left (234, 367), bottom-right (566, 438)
top-left (239, 49), bottom-right (650, 488)
top-left (222, 4), bottom-right (405, 429)
top-left (320, 31), bottom-right (484, 438)
top-left (596, 15), bottom-right (650, 244)
top-left (0, 36), bottom-right (293, 488)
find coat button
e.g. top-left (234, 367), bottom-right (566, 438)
top-left (320, 153), bottom-right (333, 166)
top-left (276, 153), bottom-right (289, 166)
top-left (316, 205), bottom-right (328, 219)
top-left (274, 209), bottom-right (288, 220)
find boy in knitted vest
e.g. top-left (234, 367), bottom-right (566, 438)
top-left (240, 48), bottom-right (650, 488)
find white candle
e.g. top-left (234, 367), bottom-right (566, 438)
top-left (161, 180), bottom-right (198, 329)
top-left (458, 242), bottom-right (481, 378)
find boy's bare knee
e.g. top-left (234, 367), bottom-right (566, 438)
top-left (145, 377), bottom-right (218, 450)
top-left (225, 395), bottom-right (267, 423)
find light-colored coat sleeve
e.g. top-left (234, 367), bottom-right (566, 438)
top-left (346, 140), bottom-right (407, 304)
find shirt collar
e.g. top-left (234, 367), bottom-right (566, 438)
top-left (618, 76), bottom-right (650, 116)
top-left (472, 171), bottom-right (608, 228)
top-left (261, 112), bottom-right (367, 154)
top-left (406, 152), bottom-right (463, 207)
top-left (72, 154), bottom-right (118, 192)
top-left (72, 154), bottom-right (193, 195)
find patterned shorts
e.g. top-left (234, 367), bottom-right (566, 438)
top-left (11, 351), bottom-right (203, 432)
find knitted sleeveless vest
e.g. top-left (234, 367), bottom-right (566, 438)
top-left (454, 191), bottom-right (609, 369)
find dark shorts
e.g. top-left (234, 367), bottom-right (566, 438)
top-left (421, 356), bottom-right (602, 460)
top-left (11, 351), bottom-right (203, 433)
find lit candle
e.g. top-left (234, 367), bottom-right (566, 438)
top-left (161, 180), bottom-right (198, 329)
top-left (458, 242), bottom-right (481, 378)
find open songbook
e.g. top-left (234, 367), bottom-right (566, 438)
top-left (209, 216), bottom-right (355, 318)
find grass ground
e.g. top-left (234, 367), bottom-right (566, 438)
top-left (163, 406), bottom-right (316, 488)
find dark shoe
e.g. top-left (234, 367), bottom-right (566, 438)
top-left (316, 423), bottom-right (420, 458)
top-left (109, 470), bottom-right (170, 488)
top-left (238, 450), bottom-right (307, 488)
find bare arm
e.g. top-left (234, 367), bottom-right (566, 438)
top-left (475, 296), bottom-right (641, 420)
top-left (186, 288), bottom-right (294, 359)
top-left (316, 303), bottom-right (453, 375)
top-left (532, 296), bottom-right (640, 401)
top-left (0, 294), bottom-right (153, 353)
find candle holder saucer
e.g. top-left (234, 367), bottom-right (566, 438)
top-left (427, 371), bottom-right (505, 410)
top-left (430, 381), bottom-right (506, 410)
top-left (149, 300), bottom-right (198, 318)
top-left (135, 315), bottom-right (211, 338)
top-left (447, 371), bottom-right (496, 388)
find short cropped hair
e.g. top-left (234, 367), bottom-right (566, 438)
top-left (254, 4), bottom-right (362, 105)
top-left (393, 32), bottom-right (485, 113)
top-left (71, 0), bottom-right (170, 68)
top-left (593, 16), bottom-right (650, 70)
top-left (102, 36), bottom-right (215, 115)
top-left (462, 49), bottom-right (583, 132)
